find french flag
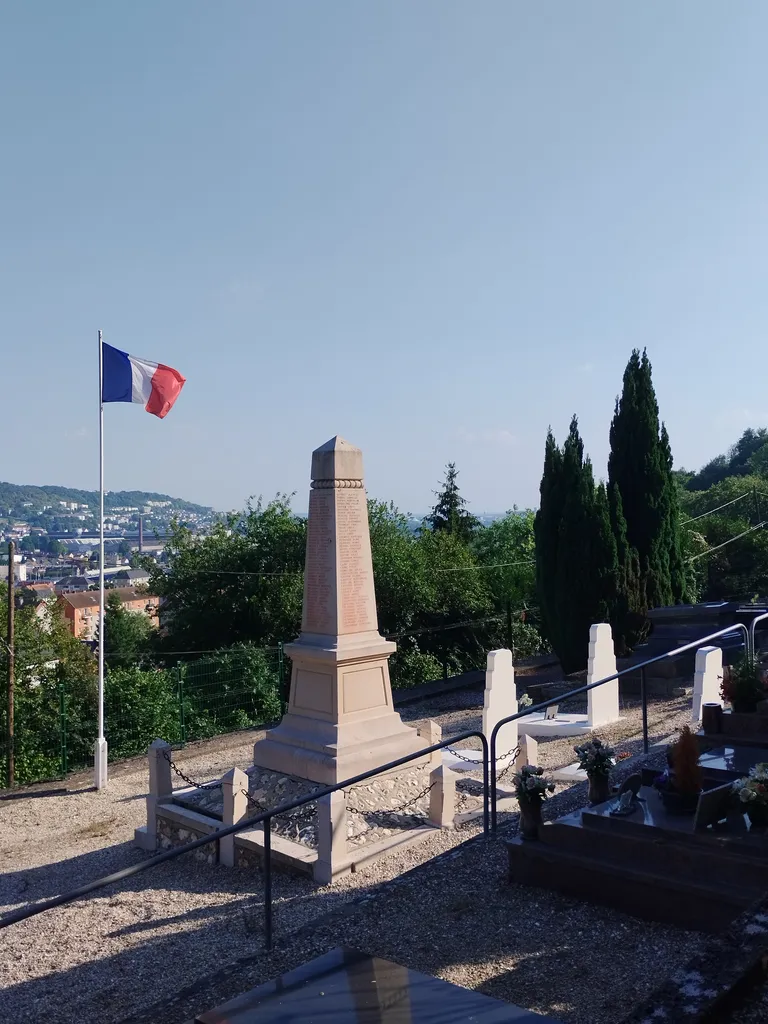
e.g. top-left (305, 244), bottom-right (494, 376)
top-left (101, 342), bottom-right (186, 419)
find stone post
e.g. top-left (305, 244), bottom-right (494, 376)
top-left (513, 734), bottom-right (538, 775)
top-left (220, 766), bottom-right (248, 867)
top-left (135, 738), bottom-right (173, 851)
top-left (692, 646), bottom-right (723, 724)
top-left (587, 623), bottom-right (619, 728)
top-left (429, 765), bottom-right (456, 828)
top-left (482, 649), bottom-right (518, 759)
top-left (417, 720), bottom-right (443, 768)
top-left (314, 789), bottom-right (348, 884)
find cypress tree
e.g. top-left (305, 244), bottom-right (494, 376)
top-left (536, 417), bottom-right (620, 672)
top-left (608, 350), bottom-right (685, 610)
top-left (534, 430), bottom-right (564, 648)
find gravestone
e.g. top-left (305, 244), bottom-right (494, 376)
top-left (482, 649), bottom-right (518, 757)
top-left (691, 645), bottom-right (723, 724)
top-left (252, 437), bottom-right (424, 785)
top-left (587, 623), bottom-right (619, 728)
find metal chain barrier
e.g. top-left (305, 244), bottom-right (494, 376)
top-left (162, 749), bottom-right (222, 791)
top-left (494, 744), bottom-right (521, 785)
top-left (346, 779), bottom-right (438, 844)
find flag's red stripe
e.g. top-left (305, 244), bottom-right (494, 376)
top-left (146, 364), bottom-right (186, 419)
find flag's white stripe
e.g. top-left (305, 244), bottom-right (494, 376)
top-left (129, 356), bottom-right (158, 406)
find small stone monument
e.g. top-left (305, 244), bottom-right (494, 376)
top-left (587, 623), bottom-right (619, 728)
top-left (691, 645), bottom-right (723, 724)
top-left (483, 649), bottom-right (518, 757)
top-left (252, 437), bottom-right (424, 784)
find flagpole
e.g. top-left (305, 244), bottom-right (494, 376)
top-left (95, 329), bottom-right (108, 789)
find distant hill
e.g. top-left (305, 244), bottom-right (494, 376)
top-left (0, 481), bottom-right (212, 514)
top-left (678, 428), bottom-right (768, 492)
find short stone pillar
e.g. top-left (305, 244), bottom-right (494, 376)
top-left (314, 789), bottom-right (348, 884)
top-left (513, 734), bottom-right (538, 774)
top-left (483, 649), bottom-right (518, 758)
top-left (135, 739), bottom-right (173, 851)
top-left (587, 623), bottom-right (619, 728)
top-left (692, 646), bottom-right (723, 724)
top-left (220, 767), bottom-right (248, 867)
top-left (429, 765), bottom-right (456, 829)
top-left (418, 720), bottom-right (443, 768)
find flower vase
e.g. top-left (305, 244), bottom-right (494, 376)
top-left (588, 774), bottom-right (611, 806)
top-left (518, 798), bottom-right (543, 840)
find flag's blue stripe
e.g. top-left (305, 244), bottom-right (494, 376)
top-left (102, 342), bottom-right (133, 403)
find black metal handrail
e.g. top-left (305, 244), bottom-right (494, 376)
top-left (749, 612), bottom-right (768, 659)
top-left (489, 622), bottom-right (749, 830)
top-left (0, 730), bottom-right (489, 949)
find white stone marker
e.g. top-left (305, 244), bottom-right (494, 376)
top-left (418, 720), bottom-right (443, 768)
top-left (483, 649), bottom-right (518, 758)
top-left (429, 765), bottom-right (456, 828)
top-left (691, 645), bottom-right (723, 724)
top-left (220, 766), bottom-right (248, 867)
top-left (587, 623), bottom-right (619, 728)
top-left (513, 734), bottom-right (538, 775)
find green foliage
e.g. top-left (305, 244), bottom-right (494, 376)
top-left (608, 349), bottom-right (686, 609)
top-left (102, 590), bottom-right (157, 669)
top-left (678, 475), bottom-right (768, 601)
top-left (687, 428), bottom-right (768, 491)
top-left (105, 666), bottom-right (181, 758)
top-left (0, 585), bottom-right (98, 783)
top-left (179, 644), bottom-right (282, 738)
top-left (535, 418), bottom-right (620, 672)
top-left (472, 508), bottom-right (536, 613)
top-left (425, 463), bottom-right (480, 542)
top-left (148, 496), bottom-right (306, 654)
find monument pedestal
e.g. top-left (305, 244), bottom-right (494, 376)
top-left (253, 634), bottom-right (424, 784)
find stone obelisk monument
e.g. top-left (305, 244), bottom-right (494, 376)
top-left (252, 437), bottom-right (424, 785)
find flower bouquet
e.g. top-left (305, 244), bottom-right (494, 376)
top-left (574, 738), bottom-right (616, 805)
top-left (512, 764), bottom-right (555, 840)
top-left (732, 763), bottom-right (768, 828)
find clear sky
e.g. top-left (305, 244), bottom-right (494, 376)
top-left (3, 3), bottom-right (768, 515)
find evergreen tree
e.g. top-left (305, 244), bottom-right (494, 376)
top-left (534, 430), bottom-right (564, 647)
top-left (535, 418), bottom-right (620, 672)
top-left (608, 350), bottom-right (685, 609)
top-left (426, 462), bottom-right (479, 543)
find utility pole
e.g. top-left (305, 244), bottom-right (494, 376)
top-left (7, 540), bottom-right (15, 788)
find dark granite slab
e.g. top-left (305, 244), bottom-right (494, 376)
top-left (194, 947), bottom-right (563, 1023)
top-left (699, 745), bottom-right (768, 781)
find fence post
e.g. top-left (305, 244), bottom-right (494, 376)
top-left (135, 738), bottom-right (173, 851)
top-left (176, 665), bottom-right (186, 746)
top-left (58, 682), bottom-right (68, 776)
top-left (220, 766), bottom-right (248, 867)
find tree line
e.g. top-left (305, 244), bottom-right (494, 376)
top-left (535, 350), bottom-right (686, 672)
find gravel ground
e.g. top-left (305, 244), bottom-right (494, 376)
top-left (0, 687), bottom-right (701, 1024)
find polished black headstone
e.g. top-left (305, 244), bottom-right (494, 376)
top-left (195, 947), bottom-right (563, 1023)
top-left (699, 745), bottom-right (768, 781)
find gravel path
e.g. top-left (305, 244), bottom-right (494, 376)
top-left (0, 687), bottom-right (699, 1024)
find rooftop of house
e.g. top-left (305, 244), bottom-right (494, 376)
top-left (59, 587), bottom-right (158, 610)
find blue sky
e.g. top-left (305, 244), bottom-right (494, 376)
top-left (3, 2), bottom-right (768, 515)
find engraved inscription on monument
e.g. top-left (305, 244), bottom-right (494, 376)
top-left (336, 488), bottom-right (377, 634)
top-left (303, 489), bottom-right (335, 635)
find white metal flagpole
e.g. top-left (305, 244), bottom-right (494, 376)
top-left (95, 329), bottom-right (108, 788)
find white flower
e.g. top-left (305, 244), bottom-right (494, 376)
top-left (740, 788), bottom-right (753, 803)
